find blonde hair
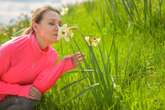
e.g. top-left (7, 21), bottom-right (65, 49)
top-left (23, 5), bottom-right (60, 35)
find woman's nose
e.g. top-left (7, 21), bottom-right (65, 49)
top-left (55, 25), bottom-right (59, 31)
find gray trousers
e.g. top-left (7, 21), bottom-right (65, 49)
top-left (0, 96), bottom-right (39, 110)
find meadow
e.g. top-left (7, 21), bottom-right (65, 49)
top-left (0, 0), bottom-right (165, 110)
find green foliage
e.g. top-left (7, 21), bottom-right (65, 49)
top-left (0, 0), bottom-right (165, 110)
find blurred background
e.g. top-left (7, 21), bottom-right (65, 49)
top-left (0, 0), bottom-right (86, 25)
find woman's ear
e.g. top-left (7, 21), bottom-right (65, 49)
top-left (32, 21), bottom-right (38, 32)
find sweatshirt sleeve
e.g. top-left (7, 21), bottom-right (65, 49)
top-left (0, 42), bottom-right (12, 75)
top-left (0, 81), bottom-right (32, 98)
top-left (0, 42), bottom-right (32, 99)
top-left (33, 56), bottom-right (76, 93)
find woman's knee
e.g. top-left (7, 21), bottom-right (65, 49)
top-left (1, 96), bottom-right (39, 110)
top-left (6, 103), bottom-right (34, 110)
top-left (14, 96), bottom-right (39, 109)
top-left (6, 104), bottom-right (22, 110)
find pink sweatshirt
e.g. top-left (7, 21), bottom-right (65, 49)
top-left (0, 33), bottom-right (76, 101)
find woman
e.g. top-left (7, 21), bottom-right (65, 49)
top-left (0, 5), bottom-right (84, 110)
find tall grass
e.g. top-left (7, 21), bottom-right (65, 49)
top-left (0, 0), bottom-right (165, 110)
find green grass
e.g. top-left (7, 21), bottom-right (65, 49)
top-left (0, 0), bottom-right (165, 110)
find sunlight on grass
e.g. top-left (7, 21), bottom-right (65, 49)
top-left (0, 0), bottom-right (165, 110)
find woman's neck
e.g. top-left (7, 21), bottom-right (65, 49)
top-left (35, 34), bottom-right (49, 50)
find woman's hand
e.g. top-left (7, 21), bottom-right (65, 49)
top-left (28, 86), bottom-right (42, 101)
top-left (71, 52), bottom-right (85, 66)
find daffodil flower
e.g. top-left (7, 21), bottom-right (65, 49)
top-left (85, 36), bottom-right (101, 47)
top-left (58, 24), bottom-right (78, 42)
top-left (60, 7), bottom-right (69, 16)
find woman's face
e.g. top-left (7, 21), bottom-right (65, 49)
top-left (33, 10), bottom-right (61, 45)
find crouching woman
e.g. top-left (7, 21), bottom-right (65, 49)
top-left (0, 5), bottom-right (84, 110)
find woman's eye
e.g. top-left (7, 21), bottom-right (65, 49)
top-left (49, 23), bottom-right (55, 25)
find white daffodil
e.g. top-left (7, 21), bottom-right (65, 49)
top-left (60, 7), bottom-right (69, 16)
top-left (85, 36), bottom-right (101, 47)
top-left (58, 24), bottom-right (77, 42)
